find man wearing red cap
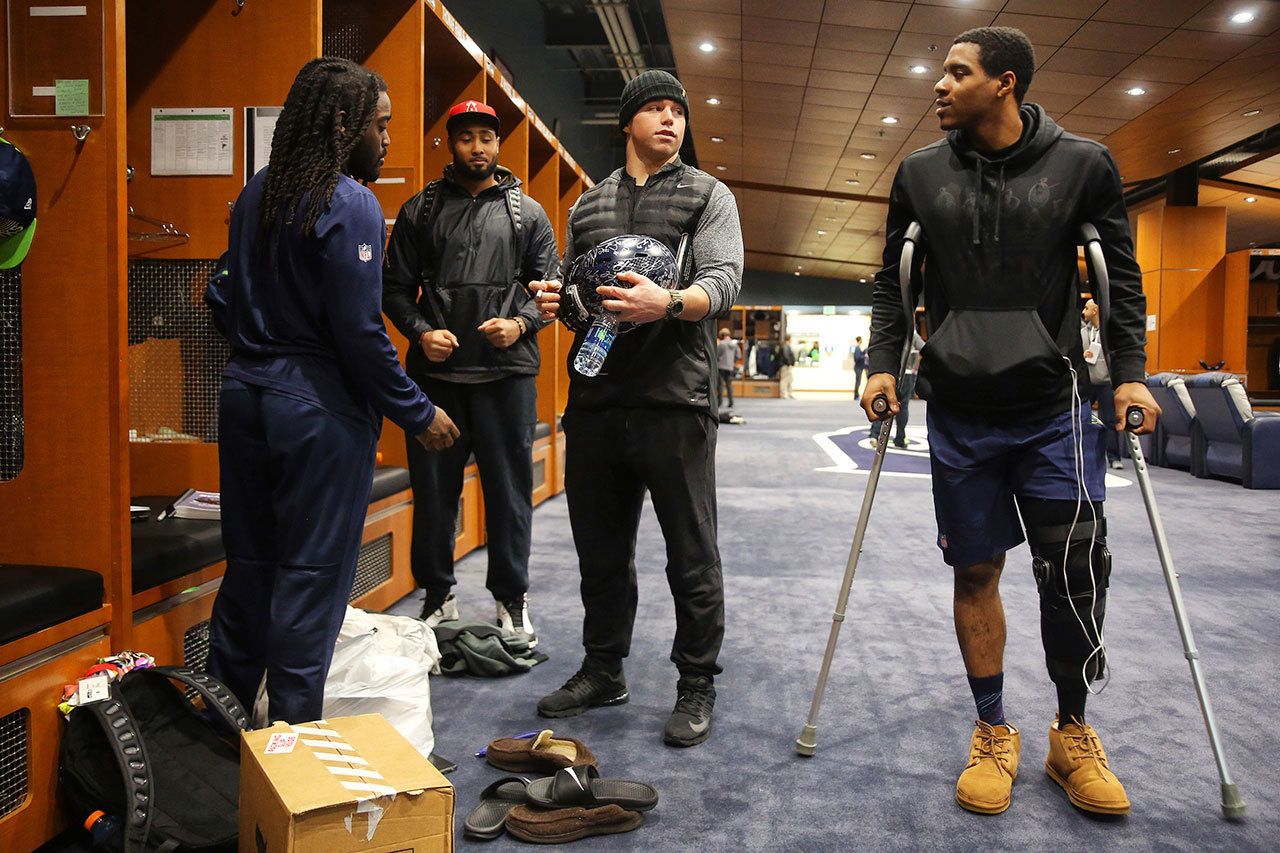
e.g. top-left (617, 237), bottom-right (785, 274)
top-left (384, 100), bottom-right (559, 644)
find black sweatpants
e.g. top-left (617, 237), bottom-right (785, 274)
top-left (405, 374), bottom-right (536, 601)
top-left (563, 406), bottom-right (725, 679)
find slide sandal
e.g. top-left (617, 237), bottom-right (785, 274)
top-left (486, 729), bottom-right (599, 773)
top-left (505, 804), bottom-right (643, 844)
top-left (526, 765), bottom-right (658, 812)
top-left (463, 776), bottom-right (530, 840)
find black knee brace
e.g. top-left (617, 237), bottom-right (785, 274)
top-left (1027, 509), bottom-right (1111, 685)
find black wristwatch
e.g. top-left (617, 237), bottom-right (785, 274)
top-left (665, 290), bottom-right (685, 320)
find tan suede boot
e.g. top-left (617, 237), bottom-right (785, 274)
top-left (1045, 716), bottom-right (1131, 815)
top-left (955, 720), bottom-right (1020, 814)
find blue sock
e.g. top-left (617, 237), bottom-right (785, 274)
top-left (967, 672), bottom-right (1006, 726)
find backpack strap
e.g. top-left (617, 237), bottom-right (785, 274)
top-left (80, 693), bottom-right (155, 853)
top-left (497, 186), bottom-right (526, 318)
top-left (505, 185), bottom-right (523, 240)
top-left (142, 665), bottom-right (251, 732)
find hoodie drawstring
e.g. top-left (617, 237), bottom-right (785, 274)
top-left (971, 159), bottom-right (983, 246)
top-left (971, 161), bottom-right (1007, 246)
top-left (994, 166), bottom-right (1005, 244)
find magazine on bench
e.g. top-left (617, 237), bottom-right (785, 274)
top-left (160, 489), bottom-right (221, 521)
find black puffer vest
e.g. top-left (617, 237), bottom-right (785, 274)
top-left (565, 161), bottom-right (718, 413)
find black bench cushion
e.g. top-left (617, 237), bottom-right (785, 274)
top-left (0, 564), bottom-right (104, 646)
top-left (369, 465), bottom-right (411, 504)
top-left (534, 421), bottom-right (552, 440)
top-left (131, 496), bottom-right (225, 593)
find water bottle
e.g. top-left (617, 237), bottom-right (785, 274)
top-left (574, 313), bottom-right (619, 377)
top-left (85, 810), bottom-right (122, 847)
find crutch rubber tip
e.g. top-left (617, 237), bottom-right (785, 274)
top-left (796, 725), bottom-right (817, 757)
top-left (1221, 783), bottom-right (1246, 820)
top-left (871, 394), bottom-right (889, 417)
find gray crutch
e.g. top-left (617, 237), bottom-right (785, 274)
top-left (1081, 223), bottom-right (1246, 820)
top-left (796, 221), bottom-right (922, 757)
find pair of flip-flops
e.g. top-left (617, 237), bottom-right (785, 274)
top-left (464, 765), bottom-right (659, 842)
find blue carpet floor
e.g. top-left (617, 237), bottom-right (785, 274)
top-left (388, 399), bottom-right (1279, 851)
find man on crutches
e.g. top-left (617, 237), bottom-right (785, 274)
top-left (861, 26), bottom-right (1161, 817)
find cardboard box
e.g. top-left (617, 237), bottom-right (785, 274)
top-left (240, 714), bottom-right (453, 852)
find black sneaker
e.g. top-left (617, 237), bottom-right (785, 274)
top-left (664, 675), bottom-right (715, 747)
top-left (893, 437), bottom-right (909, 449)
top-left (536, 664), bottom-right (628, 719)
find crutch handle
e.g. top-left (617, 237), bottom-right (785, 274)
top-left (1125, 405), bottom-right (1145, 431)
top-left (871, 394), bottom-right (890, 418)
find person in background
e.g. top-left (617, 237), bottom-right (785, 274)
top-left (716, 328), bottom-right (740, 410)
top-left (204, 58), bottom-right (458, 724)
top-left (869, 326), bottom-right (925, 448)
top-left (1082, 299), bottom-right (1123, 469)
top-left (852, 335), bottom-right (868, 399)
top-left (778, 336), bottom-right (797, 398)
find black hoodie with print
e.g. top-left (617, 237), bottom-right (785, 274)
top-left (867, 104), bottom-right (1146, 423)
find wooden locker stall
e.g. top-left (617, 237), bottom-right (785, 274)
top-left (0, 1), bottom-right (127, 846)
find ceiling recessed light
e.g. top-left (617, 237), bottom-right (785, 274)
top-left (846, 178), bottom-right (860, 185)
top-left (1244, 196), bottom-right (1258, 203)
top-left (1231, 11), bottom-right (1255, 24)
top-left (909, 64), bottom-right (929, 74)
top-left (825, 217), bottom-right (837, 221)
top-left (715, 164), bottom-right (727, 171)
top-left (806, 251), bottom-right (814, 255)
top-left (835, 200), bottom-right (845, 205)
top-left (1124, 87), bottom-right (1146, 96)
top-left (860, 153), bottom-right (876, 160)
top-left (699, 41), bottom-right (716, 53)
top-left (817, 230), bottom-right (827, 235)
top-left (706, 97), bottom-right (721, 105)
top-left (859, 278), bottom-right (867, 283)
top-left (1167, 148), bottom-right (1181, 154)
top-left (794, 270), bottom-right (801, 276)
top-left (710, 136), bottom-right (724, 142)
top-left (1243, 108), bottom-right (1262, 117)
top-left (881, 116), bottom-right (899, 124)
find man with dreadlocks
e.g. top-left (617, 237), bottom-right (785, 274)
top-left (204, 57), bottom-right (459, 725)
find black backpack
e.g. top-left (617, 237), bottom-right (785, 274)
top-left (59, 666), bottom-right (250, 852)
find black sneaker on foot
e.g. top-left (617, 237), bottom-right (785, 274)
top-left (536, 665), bottom-right (628, 719)
top-left (664, 675), bottom-right (715, 747)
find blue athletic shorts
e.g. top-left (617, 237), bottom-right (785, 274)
top-left (926, 403), bottom-right (1107, 568)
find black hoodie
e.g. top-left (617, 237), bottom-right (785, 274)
top-left (867, 104), bottom-right (1146, 422)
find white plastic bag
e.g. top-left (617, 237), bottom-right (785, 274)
top-left (251, 607), bottom-right (440, 758)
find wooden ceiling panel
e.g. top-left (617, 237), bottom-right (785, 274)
top-left (1148, 29), bottom-right (1261, 60)
top-left (744, 62), bottom-right (810, 86)
top-left (1002, 0), bottom-right (1105, 17)
top-left (812, 48), bottom-right (891, 74)
top-left (821, 1), bottom-right (912, 32)
top-left (741, 0), bottom-right (825, 22)
top-left (815, 24), bottom-right (900, 53)
top-left (740, 16), bottom-right (819, 47)
top-left (742, 41), bottom-right (814, 69)
top-left (903, 5), bottom-right (996, 36)
top-left (1093, 0), bottom-right (1205, 28)
top-left (1041, 47), bottom-right (1139, 77)
top-left (1181, 0), bottom-right (1280, 35)
top-left (1119, 54), bottom-right (1221, 85)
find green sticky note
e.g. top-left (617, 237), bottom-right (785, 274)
top-left (55, 79), bottom-right (90, 116)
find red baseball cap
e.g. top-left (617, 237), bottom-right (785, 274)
top-left (447, 100), bottom-right (500, 135)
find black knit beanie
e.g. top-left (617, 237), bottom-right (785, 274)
top-left (618, 70), bottom-right (689, 130)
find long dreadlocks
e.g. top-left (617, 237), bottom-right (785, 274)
top-left (258, 57), bottom-right (386, 240)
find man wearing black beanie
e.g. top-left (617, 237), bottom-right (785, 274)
top-left (529, 69), bottom-right (743, 747)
